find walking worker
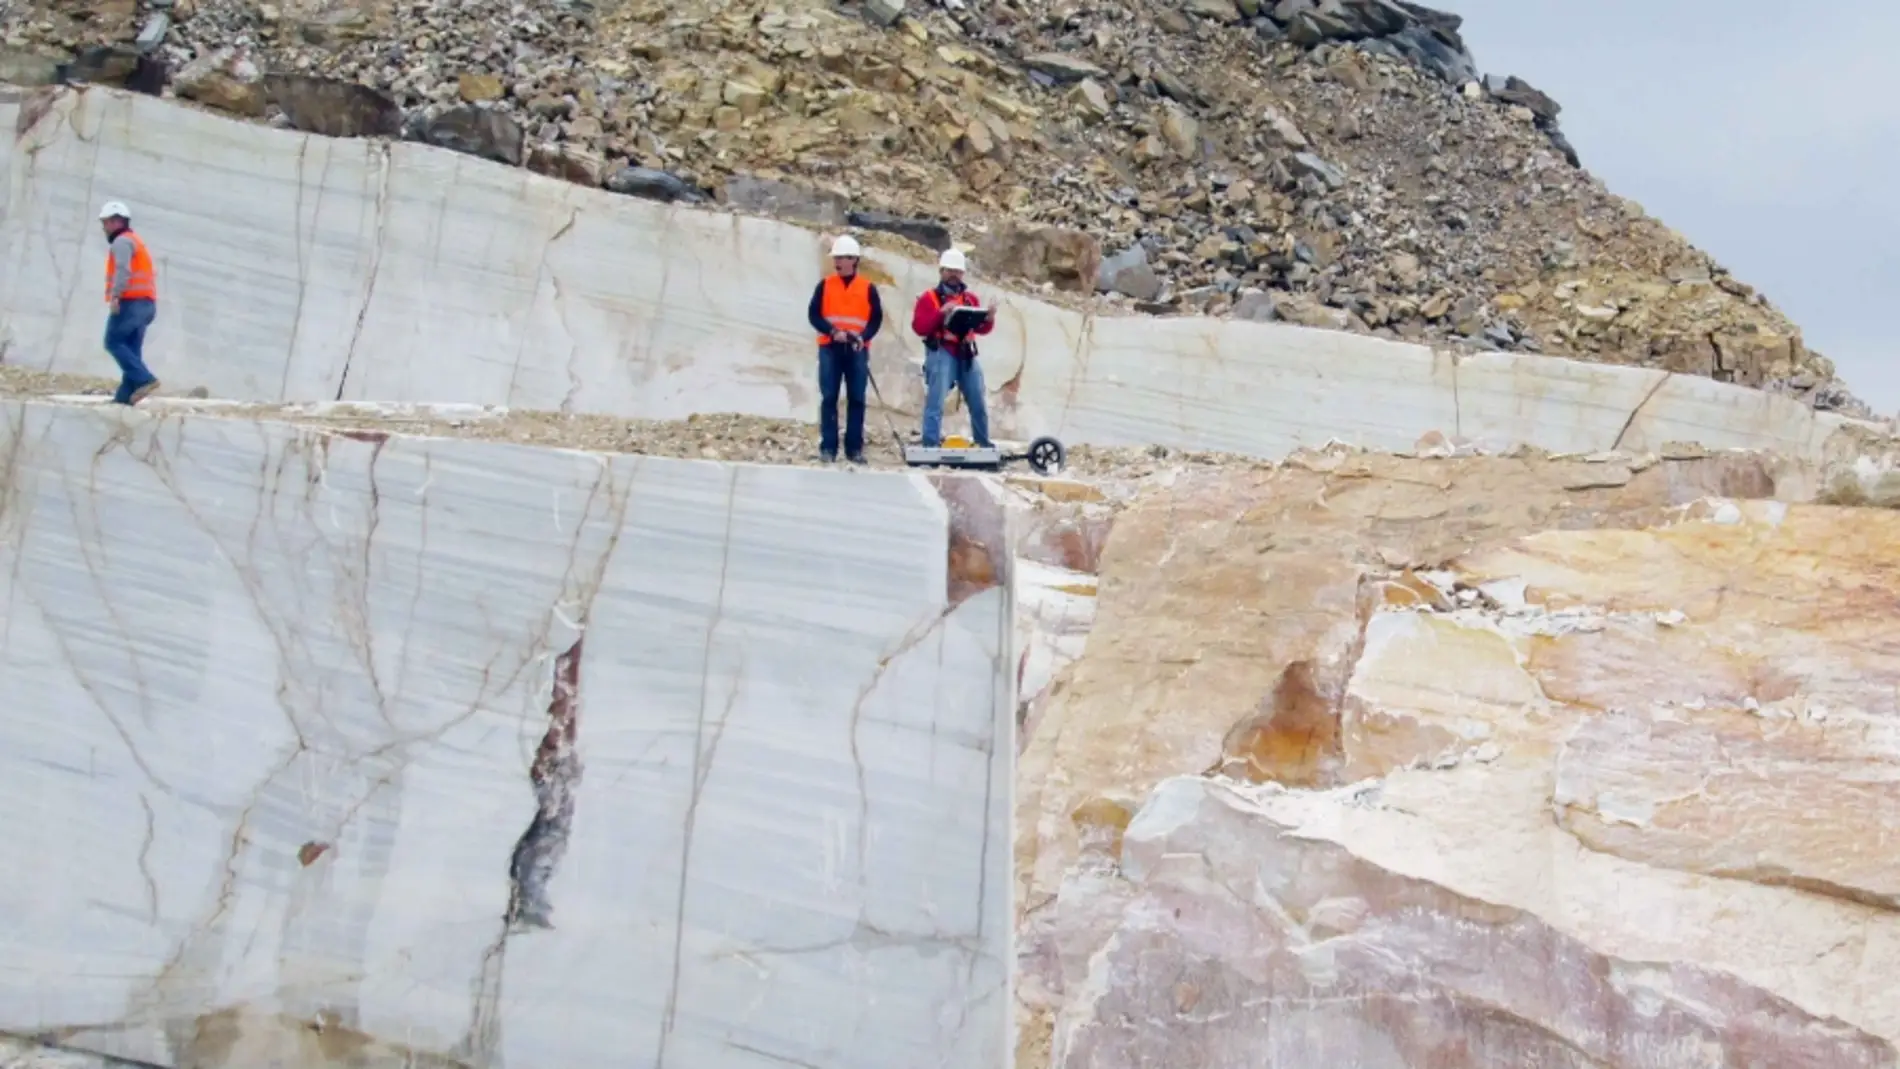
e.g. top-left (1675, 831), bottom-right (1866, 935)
top-left (911, 248), bottom-right (996, 449)
top-left (806, 235), bottom-right (885, 464)
top-left (98, 201), bottom-right (161, 406)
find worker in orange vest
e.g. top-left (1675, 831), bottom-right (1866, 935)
top-left (912, 248), bottom-right (996, 449)
top-left (805, 235), bottom-right (885, 463)
top-left (98, 201), bottom-right (162, 405)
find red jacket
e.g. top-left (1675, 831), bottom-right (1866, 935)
top-left (912, 286), bottom-right (996, 348)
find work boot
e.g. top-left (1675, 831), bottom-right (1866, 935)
top-left (846, 451), bottom-right (866, 465)
top-left (128, 380), bottom-right (161, 405)
top-left (817, 451), bottom-right (838, 464)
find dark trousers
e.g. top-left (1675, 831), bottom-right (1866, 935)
top-left (817, 343), bottom-right (869, 458)
top-left (104, 298), bottom-right (158, 404)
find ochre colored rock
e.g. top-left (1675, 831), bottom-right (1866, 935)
top-left (1051, 776), bottom-right (1899, 1068)
top-left (1017, 455), bottom-right (1900, 1069)
top-left (971, 223), bottom-right (1102, 294)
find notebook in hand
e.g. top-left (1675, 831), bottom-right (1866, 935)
top-left (944, 305), bottom-right (990, 334)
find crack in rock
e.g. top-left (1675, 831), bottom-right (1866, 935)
top-left (504, 634), bottom-right (584, 932)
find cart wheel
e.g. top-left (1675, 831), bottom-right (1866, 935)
top-left (1027, 436), bottom-right (1065, 475)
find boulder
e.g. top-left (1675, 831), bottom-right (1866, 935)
top-left (1274, 292), bottom-right (1350, 328)
top-left (847, 210), bottom-right (953, 252)
top-left (415, 105), bottom-right (525, 167)
top-left (1710, 331), bottom-right (1796, 387)
top-left (1184, 0), bottom-right (1240, 21)
top-left (722, 78), bottom-right (770, 116)
top-left (1232, 288), bottom-right (1277, 321)
top-left (972, 223), bottom-right (1102, 293)
top-left (1289, 151), bottom-right (1347, 189)
top-left (1277, 0), bottom-right (1408, 43)
top-left (1394, 0), bottom-right (1463, 33)
top-left (60, 45), bottom-right (141, 87)
top-left (1547, 125), bottom-right (1582, 167)
top-left (1370, 22), bottom-right (1478, 84)
top-left (456, 72), bottom-right (505, 103)
top-left (1069, 79), bottom-right (1112, 123)
top-left (172, 47), bottom-right (265, 117)
top-left (1157, 101), bottom-right (1200, 157)
top-left (952, 117), bottom-right (996, 164)
top-left (1284, 9), bottom-right (1355, 44)
top-left (0, 48), bottom-right (63, 86)
top-left (262, 75), bottom-right (402, 138)
top-left (134, 12), bottom-right (170, 53)
top-left (1096, 243), bottom-right (1148, 293)
top-left (862, 0), bottom-right (904, 25)
top-left (525, 143), bottom-right (606, 187)
top-left (1490, 74), bottom-right (1561, 122)
top-left (1652, 333), bottom-right (1717, 377)
top-left (1110, 263), bottom-right (1163, 301)
top-left (1151, 67), bottom-right (1204, 108)
top-left (722, 174), bottom-right (850, 227)
top-left (605, 166), bottom-right (709, 203)
top-left (1024, 53), bottom-right (1107, 84)
top-left (1324, 0), bottom-right (1409, 35)
top-left (124, 54), bottom-right (167, 96)
top-left (1258, 103), bottom-right (1309, 149)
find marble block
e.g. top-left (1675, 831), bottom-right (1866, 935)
top-left (0, 399), bottom-right (1014, 1069)
top-left (0, 86), bottom-right (1886, 466)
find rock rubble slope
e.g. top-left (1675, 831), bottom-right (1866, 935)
top-left (0, 396), bottom-right (1013, 1069)
top-left (0, 0), bottom-right (1868, 414)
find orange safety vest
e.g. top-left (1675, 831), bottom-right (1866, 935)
top-left (924, 287), bottom-right (981, 348)
top-left (817, 272), bottom-right (873, 345)
top-left (104, 229), bottom-right (158, 303)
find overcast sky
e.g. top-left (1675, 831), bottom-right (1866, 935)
top-left (1444, 0), bottom-right (1899, 415)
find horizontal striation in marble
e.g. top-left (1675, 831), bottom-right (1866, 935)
top-left (1, 86), bottom-right (1891, 468)
top-left (0, 399), bottom-right (1013, 1069)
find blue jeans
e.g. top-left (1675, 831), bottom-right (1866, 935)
top-left (921, 345), bottom-right (990, 448)
top-left (104, 298), bottom-right (158, 404)
top-left (817, 343), bottom-right (869, 458)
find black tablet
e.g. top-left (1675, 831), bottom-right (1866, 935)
top-left (944, 305), bottom-right (990, 333)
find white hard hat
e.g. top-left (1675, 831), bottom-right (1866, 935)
top-left (98, 201), bottom-right (131, 220)
top-left (830, 235), bottom-right (862, 258)
top-left (939, 248), bottom-right (968, 271)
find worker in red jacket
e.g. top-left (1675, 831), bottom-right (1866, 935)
top-left (911, 248), bottom-right (996, 448)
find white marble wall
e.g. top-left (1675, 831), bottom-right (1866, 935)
top-left (0, 87), bottom-right (1880, 463)
top-left (0, 398), bottom-right (1013, 1069)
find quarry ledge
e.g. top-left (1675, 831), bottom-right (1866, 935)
top-left (3, 371), bottom-right (1896, 502)
top-left (2, 86), bottom-right (1890, 463)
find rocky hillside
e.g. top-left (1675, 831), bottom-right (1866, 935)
top-left (0, 0), bottom-right (1867, 414)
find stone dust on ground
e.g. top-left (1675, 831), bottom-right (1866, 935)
top-left (0, 365), bottom-right (1266, 480)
